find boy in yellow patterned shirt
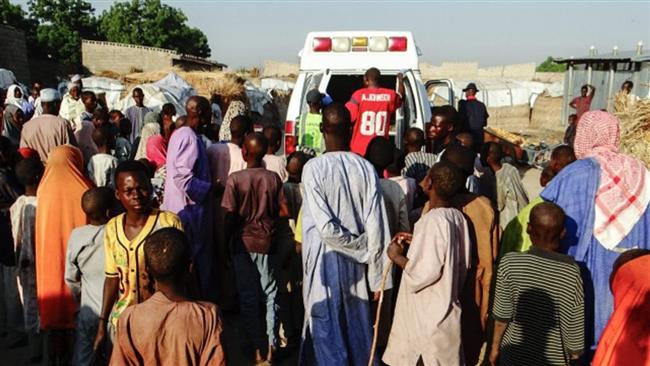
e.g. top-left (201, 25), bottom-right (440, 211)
top-left (92, 161), bottom-right (183, 356)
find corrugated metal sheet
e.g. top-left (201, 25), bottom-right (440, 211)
top-left (555, 50), bottom-right (650, 63)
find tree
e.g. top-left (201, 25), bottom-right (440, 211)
top-left (536, 57), bottom-right (565, 73)
top-left (0, 0), bottom-right (37, 32)
top-left (98, 0), bottom-right (210, 58)
top-left (28, 0), bottom-right (99, 65)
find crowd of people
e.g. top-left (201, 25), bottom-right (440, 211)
top-left (0, 68), bottom-right (648, 366)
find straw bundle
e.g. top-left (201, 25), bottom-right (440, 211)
top-left (119, 67), bottom-right (248, 100)
top-left (530, 95), bottom-right (564, 132)
top-left (487, 104), bottom-right (530, 132)
top-left (614, 93), bottom-right (650, 168)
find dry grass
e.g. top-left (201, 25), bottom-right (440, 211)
top-left (96, 70), bottom-right (122, 79)
top-left (614, 92), bottom-right (650, 167)
top-left (486, 104), bottom-right (530, 132)
top-left (108, 67), bottom-right (250, 101)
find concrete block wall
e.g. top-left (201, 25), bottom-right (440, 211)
top-left (421, 62), bottom-right (480, 80)
top-left (421, 61), bottom-right (537, 81)
top-left (0, 26), bottom-right (30, 83)
top-left (82, 40), bottom-right (175, 74)
top-left (262, 60), bottom-right (299, 77)
top-left (502, 63), bottom-right (536, 79)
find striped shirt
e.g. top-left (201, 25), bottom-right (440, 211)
top-left (493, 248), bottom-right (584, 366)
top-left (402, 151), bottom-right (438, 183)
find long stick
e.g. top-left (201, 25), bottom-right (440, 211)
top-left (368, 262), bottom-right (393, 366)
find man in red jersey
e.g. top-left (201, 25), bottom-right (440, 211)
top-left (346, 68), bottom-right (404, 156)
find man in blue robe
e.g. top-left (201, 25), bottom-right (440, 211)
top-left (299, 103), bottom-right (391, 365)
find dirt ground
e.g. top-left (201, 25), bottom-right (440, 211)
top-left (0, 312), bottom-right (299, 366)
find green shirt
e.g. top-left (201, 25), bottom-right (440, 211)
top-left (301, 112), bottom-right (323, 153)
top-left (500, 196), bottom-right (544, 257)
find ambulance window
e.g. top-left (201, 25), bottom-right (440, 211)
top-left (300, 72), bottom-right (324, 115)
top-left (428, 83), bottom-right (452, 107)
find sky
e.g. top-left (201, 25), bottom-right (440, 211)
top-left (37, 0), bottom-right (650, 68)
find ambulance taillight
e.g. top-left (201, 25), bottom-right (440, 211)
top-left (284, 120), bottom-right (297, 155)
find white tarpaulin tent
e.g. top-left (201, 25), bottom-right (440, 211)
top-left (429, 79), bottom-right (564, 108)
top-left (116, 84), bottom-right (186, 116)
top-left (260, 78), bottom-right (295, 92)
top-left (82, 76), bottom-right (126, 110)
top-left (0, 69), bottom-right (17, 89)
top-left (245, 81), bottom-right (273, 115)
top-left (153, 72), bottom-right (196, 104)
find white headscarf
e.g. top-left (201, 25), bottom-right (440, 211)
top-left (4, 85), bottom-right (25, 109)
top-left (134, 122), bottom-right (161, 160)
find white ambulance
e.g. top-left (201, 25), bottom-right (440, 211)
top-left (283, 31), bottom-right (453, 155)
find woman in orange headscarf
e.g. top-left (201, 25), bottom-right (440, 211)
top-left (592, 249), bottom-right (650, 366)
top-left (35, 145), bottom-right (93, 330)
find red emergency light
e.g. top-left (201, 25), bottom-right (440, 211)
top-left (312, 37), bottom-right (332, 52)
top-left (388, 37), bottom-right (407, 52)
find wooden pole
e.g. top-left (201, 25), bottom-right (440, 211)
top-left (367, 263), bottom-right (393, 366)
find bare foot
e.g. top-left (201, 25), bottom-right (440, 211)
top-left (254, 349), bottom-right (265, 364)
top-left (267, 345), bottom-right (276, 363)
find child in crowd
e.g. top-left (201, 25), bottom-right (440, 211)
top-left (386, 151), bottom-right (417, 214)
top-left (540, 166), bottom-right (555, 188)
top-left (74, 91), bottom-right (99, 164)
top-left (160, 103), bottom-right (176, 141)
top-left (402, 127), bottom-right (437, 184)
top-left (110, 228), bottom-right (225, 365)
top-left (482, 142), bottom-right (529, 229)
top-left (276, 151), bottom-right (310, 348)
top-left (88, 126), bottom-right (118, 188)
top-left (65, 187), bottom-right (114, 366)
top-left (222, 132), bottom-right (288, 363)
top-left (108, 110), bottom-right (124, 125)
top-left (300, 89), bottom-right (324, 154)
top-left (75, 91), bottom-right (98, 129)
top-left (383, 162), bottom-right (471, 365)
top-left (114, 118), bottom-right (132, 163)
top-left (92, 108), bottom-right (110, 129)
top-left (10, 157), bottom-right (43, 362)
top-left (366, 137), bottom-right (410, 236)
top-left (456, 132), bottom-right (496, 199)
top-left (262, 125), bottom-right (288, 182)
top-left (93, 161), bottom-right (183, 356)
top-left (490, 203), bottom-right (584, 366)
top-left (564, 114), bottom-right (578, 147)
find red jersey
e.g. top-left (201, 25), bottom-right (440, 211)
top-left (345, 87), bottom-right (402, 156)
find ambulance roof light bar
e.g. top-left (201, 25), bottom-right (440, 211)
top-left (312, 36), bottom-right (407, 52)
